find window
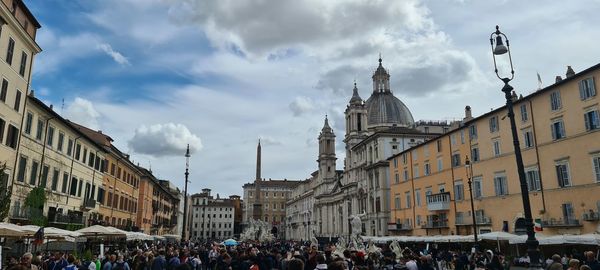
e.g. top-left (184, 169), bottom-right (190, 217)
top-left (393, 158), bottom-right (398, 168)
top-left (19, 51), bottom-right (28, 76)
top-left (415, 189), bottom-right (421, 207)
top-left (29, 160), bottom-right (38, 185)
top-left (51, 169), bottom-right (59, 191)
top-left (525, 167), bottom-right (541, 191)
top-left (494, 174), bottom-right (508, 196)
top-left (40, 165), bottom-right (49, 187)
top-left (5, 125), bottom-right (18, 149)
top-left (77, 180), bottom-right (83, 197)
top-left (594, 155), bottom-right (600, 183)
top-left (550, 91), bottom-right (562, 111)
top-left (61, 172), bottom-right (68, 193)
top-left (555, 161), bottom-right (571, 187)
top-left (394, 196), bottom-right (401, 209)
top-left (13, 90), bottom-right (21, 111)
top-left (460, 130), bottom-right (465, 144)
top-left (413, 166), bottom-right (419, 178)
top-left (36, 119), bottom-right (44, 140)
top-left (412, 150), bottom-right (417, 161)
top-left (489, 116), bottom-right (499, 133)
top-left (0, 79), bottom-right (7, 102)
top-left (451, 153), bottom-right (461, 167)
top-left (520, 104), bottom-right (528, 122)
top-left (454, 181), bottom-right (464, 201)
top-left (424, 163), bottom-right (431, 176)
top-left (17, 156), bottom-right (26, 182)
top-left (402, 153), bottom-right (407, 164)
top-left (88, 152), bottom-right (95, 167)
top-left (0, 118), bottom-right (4, 143)
top-left (473, 176), bottom-right (483, 199)
top-left (551, 119), bottom-right (566, 140)
top-left (47, 126), bottom-right (55, 147)
top-left (6, 38), bottom-right (14, 65)
top-left (579, 77), bottom-right (596, 100)
top-left (403, 170), bottom-right (408, 181)
top-left (584, 110), bottom-right (600, 131)
top-left (57, 132), bottom-right (64, 152)
top-left (425, 188), bottom-right (432, 204)
top-left (67, 139), bottom-right (74, 156)
top-left (405, 192), bottom-right (411, 208)
top-left (394, 173), bottom-right (399, 184)
top-left (562, 203), bottom-right (576, 222)
top-left (469, 125), bottom-right (478, 140)
top-left (437, 158), bottom-right (443, 172)
top-left (493, 140), bottom-right (501, 156)
top-left (471, 147), bottom-right (480, 162)
top-left (523, 129), bottom-right (534, 148)
top-left (437, 140), bottom-right (442, 152)
top-left (451, 134), bottom-right (456, 145)
top-left (24, 112), bottom-right (32, 134)
top-left (82, 148), bottom-right (87, 163)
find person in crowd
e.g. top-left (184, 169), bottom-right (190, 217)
top-left (584, 251), bottom-right (600, 270)
top-left (152, 250), bottom-right (167, 270)
top-left (288, 258), bottom-right (305, 270)
top-left (569, 259), bottom-right (582, 270)
top-left (63, 255), bottom-right (78, 270)
top-left (22, 253), bottom-right (39, 270)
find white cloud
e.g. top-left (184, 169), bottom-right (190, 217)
top-left (97, 43), bottom-right (130, 66)
top-left (128, 123), bottom-right (202, 157)
top-left (63, 97), bottom-right (101, 130)
top-left (289, 96), bottom-right (314, 116)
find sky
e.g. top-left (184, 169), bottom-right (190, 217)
top-left (27, 0), bottom-right (600, 198)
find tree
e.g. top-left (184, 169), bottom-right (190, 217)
top-left (24, 186), bottom-right (47, 226)
top-left (0, 163), bottom-right (12, 221)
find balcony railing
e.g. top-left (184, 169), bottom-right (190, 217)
top-left (387, 223), bottom-right (413, 231)
top-left (582, 211), bottom-right (600, 221)
top-left (455, 215), bottom-right (492, 226)
top-left (426, 192), bottom-right (451, 211)
top-left (83, 199), bottom-right (96, 210)
top-left (50, 212), bottom-right (84, 224)
top-left (11, 206), bottom-right (43, 220)
top-left (422, 220), bottom-right (449, 229)
top-left (542, 218), bottom-right (582, 227)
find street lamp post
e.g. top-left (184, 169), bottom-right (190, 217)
top-left (182, 144), bottom-right (191, 241)
top-left (490, 25), bottom-right (541, 268)
top-left (464, 156), bottom-right (478, 249)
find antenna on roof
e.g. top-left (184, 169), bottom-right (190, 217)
top-left (61, 98), bottom-right (65, 115)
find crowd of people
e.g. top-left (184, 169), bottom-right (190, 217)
top-left (3, 240), bottom-right (600, 270)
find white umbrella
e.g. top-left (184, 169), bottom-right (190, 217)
top-left (564, 234), bottom-right (600, 245)
top-left (76, 225), bottom-right (126, 237)
top-left (0, 222), bottom-right (29, 237)
top-left (479, 231), bottom-right (519, 251)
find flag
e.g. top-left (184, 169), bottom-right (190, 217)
top-left (33, 227), bottom-right (44, 245)
top-left (537, 72), bottom-right (543, 90)
top-left (534, 218), bottom-right (543, 232)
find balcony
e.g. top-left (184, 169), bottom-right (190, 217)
top-left (82, 199), bottom-right (96, 210)
top-left (50, 212), bottom-right (84, 225)
top-left (542, 218), bottom-right (582, 228)
top-left (10, 206), bottom-right (43, 221)
top-left (422, 220), bottom-right (449, 229)
top-left (582, 211), bottom-right (600, 221)
top-left (426, 192), bottom-right (451, 211)
top-left (455, 215), bottom-right (492, 226)
top-left (387, 222), bottom-right (412, 231)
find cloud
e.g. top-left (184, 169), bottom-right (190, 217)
top-left (258, 136), bottom-right (283, 146)
top-left (63, 97), bottom-right (101, 130)
top-left (97, 43), bottom-right (130, 66)
top-left (128, 123), bottom-right (202, 157)
top-left (289, 96), bottom-right (315, 116)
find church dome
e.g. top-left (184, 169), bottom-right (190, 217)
top-left (365, 56), bottom-right (414, 128)
top-left (365, 92), bottom-right (414, 127)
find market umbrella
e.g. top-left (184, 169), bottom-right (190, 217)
top-left (76, 225), bottom-right (126, 237)
top-left (223, 239), bottom-right (238, 246)
top-left (0, 222), bottom-right (28, 237)
top-left (479, 231), bottom-right (519, 251)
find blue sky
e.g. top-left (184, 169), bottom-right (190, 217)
top-left (25, 0), bottom-right (600, 197)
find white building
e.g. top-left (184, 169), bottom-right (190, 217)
top-left (285, 57), bottom-right (449, 239)
top-left (190, 188), bottom-right (235, 240)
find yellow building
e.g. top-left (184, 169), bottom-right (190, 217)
top-left (389, 64), bottom-right (600, 236)
top-left (69, 123), bottom-right (142, 230)
top-left (10, 95), bottom-right (106, 228)
top-left (0, 0), bottom-right (41, 187)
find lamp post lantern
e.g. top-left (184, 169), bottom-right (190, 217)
top-left (489, 25), bottom-right (541, 268)
top-left (465, 156), bottom-right (478, 249)
top-left (182, 144), bottom-right (191, 241)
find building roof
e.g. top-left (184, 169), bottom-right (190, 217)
top-left (242, 179), bottom-right (304, 189)
top-left (27, 95), bottom-right (108, 152)
top-left (366, 91), bottom-right (415, 127)
top-left (387, 62), bottom-right (600, 161)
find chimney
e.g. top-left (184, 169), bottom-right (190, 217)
top-left (511, 91), bottom-right (518, 102)
top-left (464, 106), bottom-right (472, 121)
top-left (566, 66), bottom-right (575, 78)
top-left (30, 89), bottom-right (35, 97)
top-left (555, 76), bottom-right (563, 83)
top-left (49, 104), bottom-right (53, 110)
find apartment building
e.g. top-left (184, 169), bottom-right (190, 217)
top-left (0, 0), bottom-right (41, 189)
top-left (389, 64), bottom-right (600, 236)
top-left (10, 95), bottom-right (106, 228)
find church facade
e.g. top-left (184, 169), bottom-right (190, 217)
top-left (285, 58), bottom-right (451, 240)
